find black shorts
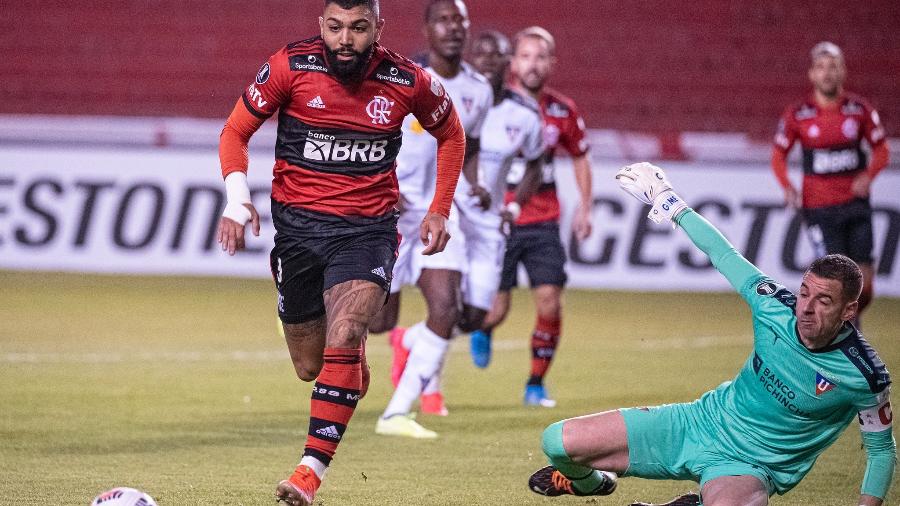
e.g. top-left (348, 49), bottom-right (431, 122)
top-left (499, 222), bottom-right (568, 291)
top-left (271, 200), bottom-right (399, 324)
top-left (803, 198), bottom-right (873, 264)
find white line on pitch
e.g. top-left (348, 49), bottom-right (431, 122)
top-left (0, 336), bottom-right (744, 364)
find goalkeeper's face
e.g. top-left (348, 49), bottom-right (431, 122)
top-left (511, 36), bottom-right (553, 93)
top-left (796, 273), bottom-right (858, 345)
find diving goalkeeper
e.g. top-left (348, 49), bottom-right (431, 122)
top-left (526, 162), bottom-right (895, 506)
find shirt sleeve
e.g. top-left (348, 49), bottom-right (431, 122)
top-left (410, 68), bottom-right (455, 132)
top-left (862, 103), bottom-right (888, 147)
top-left (773, 107), bottom-right (797, 153)
top-left (559, 101), bottom-right (589, 157)
top-left (857, 387), bottom-right (896, 499)
top-left (675, 209), bottom-right (767, 305)
top-left (240, 48), bottom-right (291, 119)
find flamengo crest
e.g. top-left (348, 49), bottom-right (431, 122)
top-left (366, 96), bottom-right (394, 125)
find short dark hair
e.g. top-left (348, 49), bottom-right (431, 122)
top-left (424, 0), bottom-right (453, 22)
top-left (474, 30), bottom-right (511, 55)
top-left (807, 254), bottom-right (863, 302)
top-left (325, 0), bottom-right (380, 18)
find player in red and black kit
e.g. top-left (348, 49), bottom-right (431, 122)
top-left (469, 26), bottom-right (594, 407)
top-left (772, 42), bottom-right (889, 323)
top-left (216, 1), bottom-right (465, 504)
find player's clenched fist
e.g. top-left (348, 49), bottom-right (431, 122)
top-left (420, 212), bottom-right (451, 255)
top-left (615, 162), bottom-right (689, 228)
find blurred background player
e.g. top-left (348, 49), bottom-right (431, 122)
top-left (469, 26), bottom-right (594, 407)
top-left (458, 30), bottom-right (545, 334)
top-left (772, 41), bottom-right (889, 325)
top-left (410, 29), bottom-right (547, 412)
top-left (217, 0), bottom-right (464, 503)
top-left (372, 0), bottom-right (493, 436)
top-left (528, 162), bottom-right (894, 506)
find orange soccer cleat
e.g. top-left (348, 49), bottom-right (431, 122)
top-left (389, 327), bottom-right (409, 387)
top-left (275, 465), bottom-right (321, 506)
top-left (420, 391), bottom-right (449, 416)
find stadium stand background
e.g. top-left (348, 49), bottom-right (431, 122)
top-left (3, 1), bottom-right (898, 139)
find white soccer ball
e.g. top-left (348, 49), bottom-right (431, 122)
top-left (90, 487), bottom-right (158, 506)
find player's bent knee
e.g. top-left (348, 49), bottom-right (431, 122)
top-left (293, 363), bottom-right (322, 382)
top-left (368, 318), bottom-right (394, 334)
top-left (327, 321), bottom-right (368, 348)
top-left (542, 421), bottom-right (570, 463)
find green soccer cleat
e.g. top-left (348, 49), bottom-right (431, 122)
top-left (528, 466), bottom-right (617, 497)
top-left (375, 413), bottom-right (438, 439)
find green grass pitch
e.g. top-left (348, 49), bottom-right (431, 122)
top-left (1, 271), bottom-right (897, 505)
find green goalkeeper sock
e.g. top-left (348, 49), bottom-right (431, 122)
top-left (541, 421), bottom-right (607, 494)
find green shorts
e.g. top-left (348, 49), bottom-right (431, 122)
top-left (620, 403), bottom-right (777, 496)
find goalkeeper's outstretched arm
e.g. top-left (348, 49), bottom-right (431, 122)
top-left (675, 210), bottom-right (764, 294)
top-left (615, 163), bottom-right (764, 296)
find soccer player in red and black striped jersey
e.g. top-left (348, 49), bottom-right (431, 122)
top-left (470, 27), bottom-right (594, 408)
top-left (216, 1), bottom-right (465, 504)
top-left (772, 42), bottom-right (889, 324)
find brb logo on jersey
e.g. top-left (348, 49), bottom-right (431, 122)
top-left (812, 148), bottom-right (860, 174)
top-left (303, 131), bottom-right (388, 163)
top-left (366, 96), bottom-right (394, 125)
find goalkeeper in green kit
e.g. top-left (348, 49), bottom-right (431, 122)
top-left (527, 162), bottom-right (895, 506)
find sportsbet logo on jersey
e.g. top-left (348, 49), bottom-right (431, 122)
top-left (303, 131), bottom-right (388, 163)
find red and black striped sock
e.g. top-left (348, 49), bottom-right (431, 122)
top-left (528, 316), bottom-right (561, 386)
top-left (302, 347), bottom-right (362, 468)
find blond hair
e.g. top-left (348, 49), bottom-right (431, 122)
top-left (514, 26), bottom-right (555, 54)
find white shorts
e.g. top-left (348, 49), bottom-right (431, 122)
top-left (390, 207), bottom-right (467, 293)
top-left (458, 202), bottom-right (505, 310)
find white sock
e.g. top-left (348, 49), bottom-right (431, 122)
top-left (299, 455), bottom-right (328, 480)
top-left (401, 322), bottom-right (418, 350)
top-left (422, 355), bottom-right (445, 395)
top-left (382, 322), bottom-right (449, 418)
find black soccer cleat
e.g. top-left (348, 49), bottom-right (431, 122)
top-left (527, 465), bottom-right (617, 497)
top-left (629, 492), bottom-right (702, 506)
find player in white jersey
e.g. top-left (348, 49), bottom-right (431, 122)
top-left (409, 30), bottom-right (547, 419)
top-left (372, 0), bottom-right (494, 438)
top-left (457, 30), bottom-right (545, 333)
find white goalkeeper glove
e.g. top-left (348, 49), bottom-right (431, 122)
top-left (615, 162), bottom-right (689, 227)
top-left (222, 171), bottom-right (252, 225)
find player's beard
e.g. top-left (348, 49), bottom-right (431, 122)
top-left (815, 82), bottom-right (840, 99)
top-left (519, 70), bottom-right (546, 94)
top-left (325, 43), bottom-right (375, 82)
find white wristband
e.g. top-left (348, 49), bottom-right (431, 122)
top-left (504, 201), bottom-right (521, 220)
top-left (649, 190), bottom-right (688, 228)
top-left (224, 172), bottom-right (251, 203)
top-left (222, 172), bottom-right (252, 225)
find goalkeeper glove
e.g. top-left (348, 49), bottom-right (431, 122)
top-left (614, 162), bottom-right (689, 228)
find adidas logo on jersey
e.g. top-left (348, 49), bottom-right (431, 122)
top-left (315, 425), bottom-right (341, 439)
top-left (307, 96), bottom-right (326, 109)
top-left (371, 266), bottom-right (387, 280)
